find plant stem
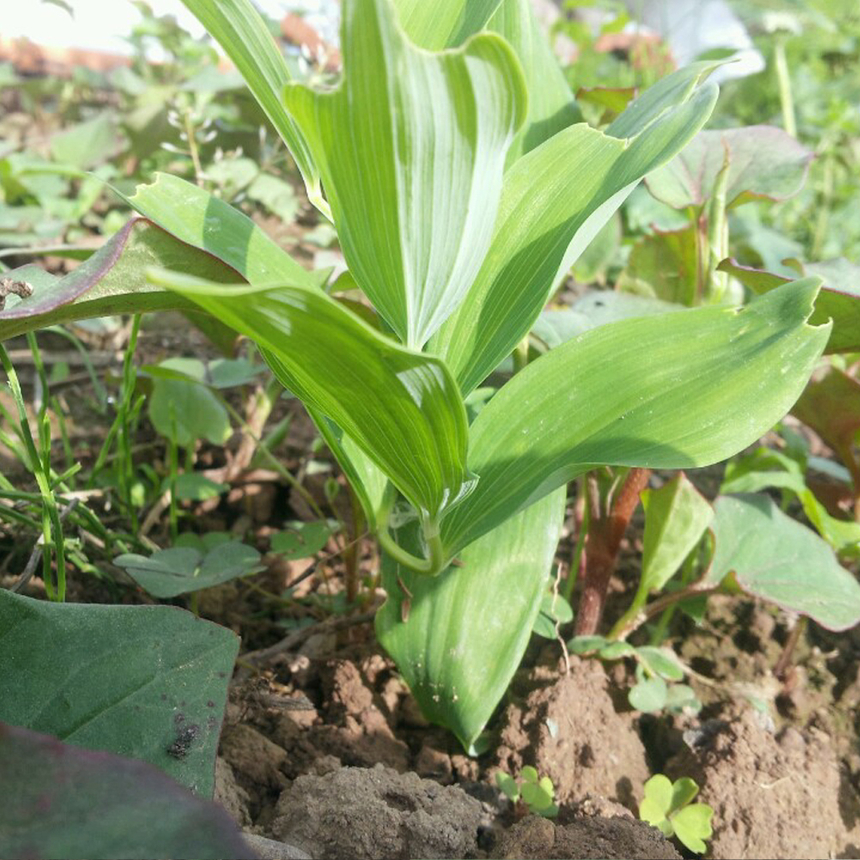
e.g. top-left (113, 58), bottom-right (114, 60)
top-left (610, 579), bottom-right (717, 641)
top-left (0, 344), bottom-right (67, 600)
top-left (574, 467), bottom-right (650, 636)
top-left (774, 614), bottom-right (806, 680)
top-left (774, 36), bottom-right (797, 138)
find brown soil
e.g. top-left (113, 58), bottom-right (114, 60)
top-left (494, 658), bottom-right (650, 809)
top-left (667, 709), bottom-right (860, 859)
top-left (491, 814), bottom-right (681, 860)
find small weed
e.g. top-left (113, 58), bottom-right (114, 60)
top-left (639, 774), bottom-right (714, 855)
top-left (496, 767), bottom-right (559, 819)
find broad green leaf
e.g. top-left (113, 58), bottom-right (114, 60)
top-left (283, 0), bottom-right (527, 348)
top-left (393, 0), bottom-right (503, 48)
top-left (719, 256), bottom-right (860, 353)
top-left (488, 0), bottom-right (579, 160)
top-left (633, 474), bottom-right (713, 608)
top-left (721, 447), bottom-right (860, 558)
top-left (0, 723), bottom-right (254, 860)
top-left (177, 0), bottom-right (322, 211)
top-left (636, 646), bottom-right (686, 682)
top-left (440, 280), bottom-right (829, 555)
top-left (148, 271), bottom-right (472, 523)
top-left (671, 804), bottom-right (714, 855)
top-left (50, 113), bottom-right (119, 170)
top-left (271, 521), bottom-right (335, 559)
top-left (0, 219), bottom-right (238, 341)
top-left (618, 225), bottom-right (701, 305)
top-left (115, 543), bottom-right (263, 598)
top-left (433, 68), bottom-right (719, 394)
top-left (705, 494), bottom-right (860, 631)
top-left (0, 590), bottom-right (238, 797)
top-left (376, 488), bottom-right (565, 748)
top-left (641, 774), bottom-right (674, 817)
top-left (646, 125), bottom-right (812, 209)
top-left (124, 172), bottom-right (322, 289)
top-left (149, 375), bottom-right (231, 448)
top-left (606, 61), bottom-right (720, 140)
top-left (628, 676), bottom-right (668, 712)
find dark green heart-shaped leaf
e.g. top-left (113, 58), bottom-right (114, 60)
top-left (0, 590), bottom-right (238, 796)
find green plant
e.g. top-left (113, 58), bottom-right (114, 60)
top-left (639, 774), bottom-right (714, 855)
top-left (496, 766), bottom-right (559, 818)
top-left (0, 0), bottom-right (836, 753)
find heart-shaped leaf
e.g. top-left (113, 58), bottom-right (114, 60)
top-left (705, 494), bottom-right (860, 631)
top-left (646, 125), bottom-right (812, 209)
top-left (115, 542), bottom-right (263, 599)
top-left (0, 590), bottom-right (238, 797)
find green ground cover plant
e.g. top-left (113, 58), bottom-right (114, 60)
top-left (2, 1), bottom-right (860, 853)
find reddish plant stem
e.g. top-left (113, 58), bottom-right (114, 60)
top-left (575, 467), bottom-right (651, 636)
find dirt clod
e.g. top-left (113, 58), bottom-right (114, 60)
top-left (496, 659), bottom-right (649, 809)
top-left (667, 709), bottom-right (860, 859)
top-left (490, 813), bottom-right (681, 860)
top-left (270, 763), bottom-right (484, 859)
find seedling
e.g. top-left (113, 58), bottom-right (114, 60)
top-left (0, 0), bottom-right (835, 751)
top-left (639, 774), bottom-right (713, 855)
top-left (496, 767), bottom-right (559, 818)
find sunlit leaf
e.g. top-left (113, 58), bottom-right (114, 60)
top-left (393, 0), bottom-right (503, 48)
top-left (376, 489), bottom-right (565, 748)
top-left (148, 271), bottom-right (473, 523)
top-left (488, 0), bottom-right (579, 160)
top-left (705, 494), bottom-right (860, 631)
top-left (440, 281), bottom-right (828, 555)
top-left (433, 65), bottom-right (719, 394)
top-left (646, 125), bottom-right (812, 209)
top-left (284, 0), bottom-right (527, 347)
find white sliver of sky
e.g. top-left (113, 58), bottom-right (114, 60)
top-left (3, 0), bottom-right (341, 57)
